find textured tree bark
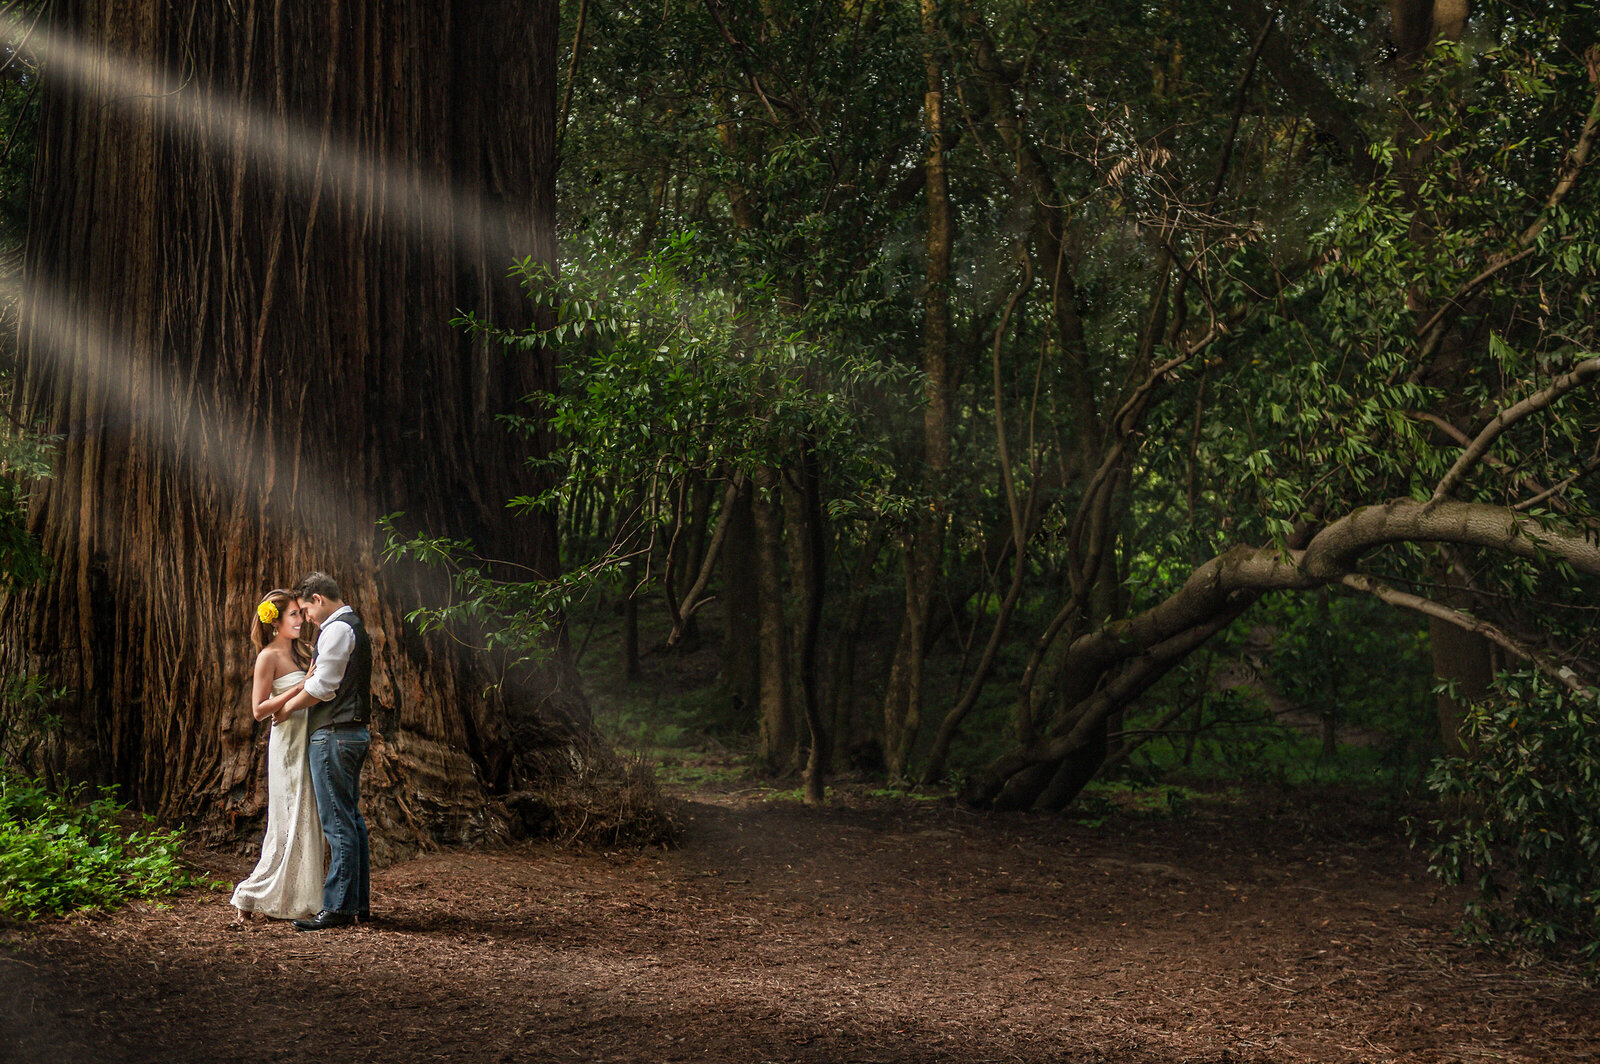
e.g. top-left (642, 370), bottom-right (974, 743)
top-left (0, 0), bottom-right (602, 858)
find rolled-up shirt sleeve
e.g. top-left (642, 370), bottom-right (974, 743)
top-left (303, 610), bottom-right (355, 702)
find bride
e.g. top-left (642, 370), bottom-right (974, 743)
top-left (231, 589), bottom-right (325, 922)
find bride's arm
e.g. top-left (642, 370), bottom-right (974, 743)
top-left (253, 656), bottom-right (312, 723)
top-left (260, 684), bottom-right (305, 724)
top-left (264, 674), bottom-right (311, 724)
top-left (250, 654), bottom-right (280, 722)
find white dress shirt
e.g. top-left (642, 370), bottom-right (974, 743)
top-left (304, 605), bottom-right (355, 702)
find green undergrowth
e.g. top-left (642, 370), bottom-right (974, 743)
top-left (576, 593), bottom-right (1431, 830)
top-left (0, 769), bottom-right (206, 919)
top-left (1130, 723), bottom-right (1430, 794)
top-left (1420, 678), bottom-right (1600, 974)
top-left (1070, 781), bottom-right (1233, 827)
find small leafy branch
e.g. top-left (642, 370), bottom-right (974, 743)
top-left (384, 231), bottom-right (910, 661)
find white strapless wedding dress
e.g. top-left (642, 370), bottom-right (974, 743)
top-left (230, 671), bottom-right (325, 919)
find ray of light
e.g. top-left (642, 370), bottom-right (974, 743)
top-left (0, 11), bottom-right (548, 536)
top-left (0, 10), bottom-right (538, 264)
top-left (2, 273), bottom-right (357, 526)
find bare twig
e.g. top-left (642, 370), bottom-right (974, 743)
top-left (1513, 456), bottom-right (1600, 512)
top-left (556, 0), bottom-right (590, 159)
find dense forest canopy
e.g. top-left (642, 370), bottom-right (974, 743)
top-left (524, 0), bottom-right (1600, 953)
top-left (420, 0), bottom-right (1596, 810)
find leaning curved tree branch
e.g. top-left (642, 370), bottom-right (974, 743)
top-left (1299, 497), bottom-right (1600, 582)
top-left (1430, 356), bottom-right (1600, 505)
top-left (971, 495), bottom-right (1600, 806)
top-left (1047, 495), bottom-right (1600, 709)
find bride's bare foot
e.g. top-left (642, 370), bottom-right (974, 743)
top-left (233, 906), bottom-right (255, 924)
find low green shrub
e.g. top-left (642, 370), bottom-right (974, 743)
top-left (0, 770), bottom-right (202, 918)
top-left (1420, 675), bottom-right (1600, 970)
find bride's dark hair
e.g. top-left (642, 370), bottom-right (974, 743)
top-left (252, 588), bottom-right (313, 669)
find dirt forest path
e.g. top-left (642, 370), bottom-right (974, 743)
top-left (3, 787), bottom-right (1597, 1064)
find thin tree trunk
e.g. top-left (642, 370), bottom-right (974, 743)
top-left (795, 439), bottom-right (828, 804)
top-left (920, 261), bottom-right (1036, 784)
top-left (674, 473), bottom-right (716, 647)
top-left (719, 477), bottom-right (760, 714)
top-left (667, 474), bottom-right (742, 648)
top-left (623, 559), bottom-right (642, 682)
top-left (824, 525), bottom-right (884, 764)
top-left (751, 465), bottom-right (793, 772)
top-left (1387, 2), bottom-right (1495, 755)
top-left (883, 0), bottom-right (955, 781)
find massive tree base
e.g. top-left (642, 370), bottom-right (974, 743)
top-left (0, 0), bottom-right (676, 854)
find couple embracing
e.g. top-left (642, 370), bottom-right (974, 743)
top-left (230, 572), bottom-right (374, 932)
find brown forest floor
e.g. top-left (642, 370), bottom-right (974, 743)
top-left (3, 783), bottom-right (1598, 1064)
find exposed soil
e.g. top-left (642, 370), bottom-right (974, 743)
top-left (3, 784), bottom-right (1597, 1064)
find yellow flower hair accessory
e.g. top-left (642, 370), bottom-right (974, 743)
top-left (256, 600), bottom-right (280, 625)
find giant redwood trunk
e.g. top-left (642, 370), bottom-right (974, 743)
top-left (0, 0), bottom-right (594, 858)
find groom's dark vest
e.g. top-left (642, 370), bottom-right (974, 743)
top-left (308, 611), bottom-right (372, 734)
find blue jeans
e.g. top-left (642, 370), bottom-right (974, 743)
top-left (308, 725), bottom-right (370, 916)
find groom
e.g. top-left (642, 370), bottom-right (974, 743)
top-left (278, 571), bottom-right (373, 931)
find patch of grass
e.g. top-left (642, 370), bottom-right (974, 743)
top-left (653, 756), bottom-right (750, 789)
top-left (0, 770), bottom-right (208, 919)
top-left (1128, 711), bottom-right (1430, 795)
top-left (865, 787), bottom-right (949, 802)
top-left (1071, 780), bottom-right (1239, 827)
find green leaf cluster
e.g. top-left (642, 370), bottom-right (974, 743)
top-left (508, 233), bottom-right (907, 498)
top-left (0, 769), bottom-right (204, 919)
top-left (1422, 675), bottom-right (1600, 970)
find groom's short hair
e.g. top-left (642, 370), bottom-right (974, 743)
top-left (294, 571), bottom-right (343, 602)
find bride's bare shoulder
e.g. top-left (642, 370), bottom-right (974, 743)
top-left (254, 645), bottom-right (299, 677)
